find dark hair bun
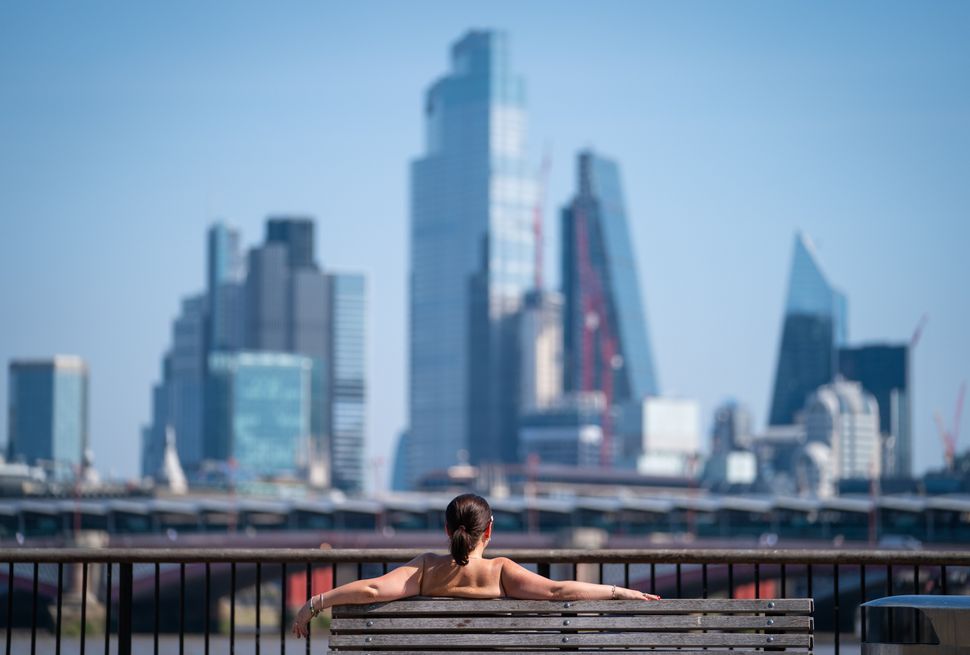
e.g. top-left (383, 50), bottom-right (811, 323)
top-left (445, 494), bottom-right (492, 566)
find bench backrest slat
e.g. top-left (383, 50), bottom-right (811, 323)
top-left (333, 597), bottom-right (812, 616)
top-left (329, 597), bottom-right (814, 652)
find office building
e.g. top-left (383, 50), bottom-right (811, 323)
top-left (408, 31), bottom-right (536, 486)
top-left (711, 400), bottom-right (753, 454)
top-left (266, 217), bottom-right (317, 270)
top-left (143, 294), bottom-right (208, 473)
top-left (143, 218), bottom-right (366, 491)
top-left (327, 273), bottom-right (366, 493)
top-left (838, 343), bottom-right (910, 477)
top-left (635, 397), bottom-right (701, 477)
top-left (803, 378), bottom-right (881, 482)
top-left (519, 290), bottom-right (563, 412)
top-left (769, 232), bottom-right (847, 426)
top-left (207, 222), bottom-right (246, 352)
top-left (561, 151), bottom-right (659, 407)
top-left (519, 393), bottom-right (605, 468)
top-left (7, 356), bottom-right (89, 471)
top-left (206, 351), bottom-right (312, 476)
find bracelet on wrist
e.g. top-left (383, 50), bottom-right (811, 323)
top-left (610, 585), bottom-right (616, 600)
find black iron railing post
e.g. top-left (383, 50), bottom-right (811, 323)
top-left (118, 562), bottom-right (133, 655)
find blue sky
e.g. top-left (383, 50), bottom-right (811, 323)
top-left (1, 1), bottom-right (968, 485)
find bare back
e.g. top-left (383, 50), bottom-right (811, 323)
top-left (417, 553), bottom-right (506, 598)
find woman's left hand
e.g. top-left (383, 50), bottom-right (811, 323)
top-left (290, 601), bottom-right (314, 638)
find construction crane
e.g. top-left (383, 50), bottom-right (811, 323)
top-left (910, 313), bottom-right (928, 349)
top-left (935, 382), bottom-right (966, 472)
top-left (574, 203), bottom-right (617, 467)
top-left (532, 150), bottom-right (552, 291)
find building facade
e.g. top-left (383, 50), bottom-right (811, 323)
top-left (518, 290), bottom-right (563, 412)
top-left (561, 150), bottom-right (659, 459)
top-left (327, 273), bottom-right (366, 493)
top-left (803, 378), bottom-right (881, 483)
top-left (206, 351), bottom-right (312, 476)
top-left (7, 356), bottom-right (89, 472)
top-left (408, 31), bottom-right (536, 487)
top-left (769, 232), bottom-right (848, 426)
top-left (519, 392), bottom-right (605, 468)
top-left (838, 343), bottom-right (910, 477)
top-left (144, 218), bottom-right (366, 492)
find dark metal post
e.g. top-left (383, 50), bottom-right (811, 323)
top-left (30, 563), bottom-right (38, 655)
top-left (256, 561), bottom-right (261, 655)
top-left (118, 563), bottom-right (133, 655)
top-left (104, 563), bottom-right (112, 655)
top-left (80, 563), bottom-right (87, 655)
top-left (56, 563), bottom-right (63, 655)
top-left (833, 564), bottom-right (839, 655)
top-left (154, 563), bottom-right (160, 655)
top-left (5, 562), bottom-right (12, 655)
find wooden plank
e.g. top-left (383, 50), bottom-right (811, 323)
top-left (332, 598), bottom-right (812, 616)
top-left (329, 631), bottom-right (811, 649)
top-left (332, 614), bottom-right (813, 632)
top-left (330, 648), bottom-right (808, 655)
top-left (329, 651), bottom-right (805, 655)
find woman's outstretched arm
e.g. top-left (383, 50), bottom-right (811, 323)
top-left (291, 554), bottom-right (426, 638)
top-left (498, 557), bottom-right (660, 601)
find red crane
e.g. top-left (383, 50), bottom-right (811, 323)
top-left (574, 203), bottom-right (617, 467)
top-left (935, 382), bottom-right (966, 472)
top-left (532, 150), bottom-right (552, 292)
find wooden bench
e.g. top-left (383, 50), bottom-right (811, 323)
top-left (331, 597), bottom-right (814, 653)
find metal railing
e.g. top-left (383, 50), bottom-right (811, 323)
top-left (1, 547), bottom-right (968, 655)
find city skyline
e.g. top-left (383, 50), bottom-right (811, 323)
top-left (2, 2), bottom-right (968, 485)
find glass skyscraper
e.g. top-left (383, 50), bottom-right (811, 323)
top-left (206, 351), bottom-right (312, 476)
top-left (408, 31), bottom-right (536, 487)
top-left (144, 218), bottom-right (367, 492)
top-left (561, 151), bottom-right (659, 405)
top-left (769, 232), bottom-right (848, 426)
top-left (327, 273), bottom-right (366, 493)
top-left (7, 356), bottom-right (88, 470)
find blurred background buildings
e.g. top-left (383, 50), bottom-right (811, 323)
top-left (2, 20), bottom-right (968, 511)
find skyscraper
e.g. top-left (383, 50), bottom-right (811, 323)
top-left (769, 232), bottom-right (847, 426)
top-left (838, 344), bottom-right (910, 477)
top-left (266, 217), bottom-right (317, 271)
top-left (206, 351), bottom-right (312, 476)
top-left (7, 356), bottom-right (88, 471)
top-left (408, 31), bottom-right (536, 487)
top-left (561, 151), bottom-right (659, 427)
top-left (207, 222), bottom-right (245, 352)
top-left (327, 273), bottom-right (366, 493)
top-left (142, 294), bottom-right (208, 475)
top-left (144, 218), bottom-right (367, 491)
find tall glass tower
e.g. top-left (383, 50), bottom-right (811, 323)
top-left (7, 356), bottom-right (89, 471)
top-left (561, 151), bottom-right (659, 405)
top-left (769, 232), bottom-right (848, 426)
top-left (408, 31), bottom-right (536, 487)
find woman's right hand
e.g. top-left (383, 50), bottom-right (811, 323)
top-left (615, 586), bottom-right (661, 601)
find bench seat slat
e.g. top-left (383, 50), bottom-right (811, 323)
top-left (332, 614), bottom-right (813, 632)
top-left (329, 631), bottom-right (812, 649)
top-left (333, 598), bottom-right (812, 616)
top-left (328, 652), bottom-right (801, 655)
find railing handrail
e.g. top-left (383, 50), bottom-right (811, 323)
top-left (2, 547), bottom-right (969, 565)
